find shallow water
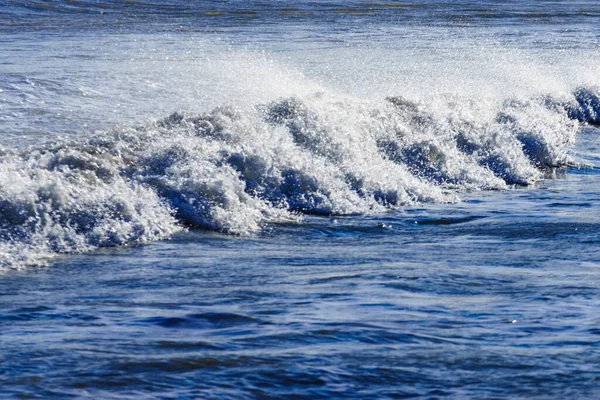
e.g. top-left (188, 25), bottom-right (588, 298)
top-left (2, 1), bottom-right (600, 398)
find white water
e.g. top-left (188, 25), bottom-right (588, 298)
top-left (1, 83), bottom-right (597, 268)
top-left (2, 32), bottom-right (600, 268)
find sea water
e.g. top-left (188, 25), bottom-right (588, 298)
top-left (1, 1), bottom-right (600, 398)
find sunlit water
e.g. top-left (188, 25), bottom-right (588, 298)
top-left (1, 1), bottom-right (600, 398)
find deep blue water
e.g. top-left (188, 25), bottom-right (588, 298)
top-left (1, 1), bottom-right (600, 398)
top-left (2, 155), bottom-right (600, 398)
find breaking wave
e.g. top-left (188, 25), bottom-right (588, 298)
top-left (1, 86), bottom-right (598, 268)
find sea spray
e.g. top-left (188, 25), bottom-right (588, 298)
top-left (1, 86), bottom-right (597, 268)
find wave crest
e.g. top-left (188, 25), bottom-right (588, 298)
top-left (1, 87), bottom-right (593, 268)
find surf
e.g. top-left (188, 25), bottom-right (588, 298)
top-left (1, 83), bottom-right (597, 269)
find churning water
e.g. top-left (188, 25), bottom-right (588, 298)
top-left (1, 1), bottom-right (600, 398)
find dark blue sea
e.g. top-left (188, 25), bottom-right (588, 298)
top-left (1, 1), bottom-right (600, 398)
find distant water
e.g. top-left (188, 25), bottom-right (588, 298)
top-left (1, 1), bottom-right (600, 398)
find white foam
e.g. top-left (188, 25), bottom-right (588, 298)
top-left (1, 78), bottom-right (591, 268)
top-left (2, 36), bottom-right (599, 269)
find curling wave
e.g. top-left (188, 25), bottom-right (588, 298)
top-left (1, 87), bottom-right (598, 268)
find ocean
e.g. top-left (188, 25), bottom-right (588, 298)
top-left (1, 1), bottom-right (600, 398)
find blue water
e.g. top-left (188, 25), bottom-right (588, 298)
top-left (1, 1), bottom-right (600, 398)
